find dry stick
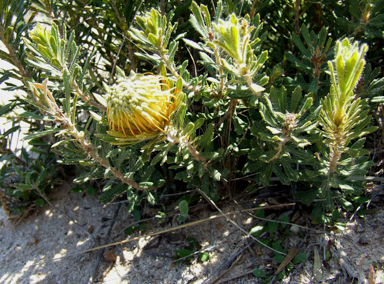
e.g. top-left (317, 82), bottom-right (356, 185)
top-left (248, 214), bottom-right (324, 234)
top-left (325, 239), bottom-right (359, 280)
top-left (249, 0), bottom-right (258, 20)
top-left (218, 268), bottom-right (255, 284)
top-left (209, 246), bottom-right (246, 284)
top-left (89, 203), bottom-right (122, 284)
top-left (78, 203), bottom-right (294, 254)
top-left (20, 203), bottom-right (295, 270)
top-left (275, 246), bottom-right (299, 275)
top-left (196, 188), bottom-right (288, 256)
top-left (34, 184), bottom-right (96, 244)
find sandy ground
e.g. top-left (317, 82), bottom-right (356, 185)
top-left (0, 181), bottom-right (383, 284)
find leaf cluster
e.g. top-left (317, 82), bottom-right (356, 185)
top-left (1, 0), bottom-right (383, 219)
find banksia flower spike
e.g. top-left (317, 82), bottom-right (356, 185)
top-left (103, 73), bottom-right (182, 144)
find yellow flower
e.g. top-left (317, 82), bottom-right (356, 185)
top-left (106, 74), bottom-right (177, 138)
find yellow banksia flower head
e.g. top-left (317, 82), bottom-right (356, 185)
top-left (106, 74), bottom-right (177, 139)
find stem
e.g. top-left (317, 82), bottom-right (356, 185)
top-left (72, 81), bottom-right (107, 111)
top-left (160, 0), bottom-right (165, 16)
top-left (213, 44), bottom-right (226, 97)
top-left (37, 81), bottom-right (143, 191)
top-left (0, 29), bottom-right (29, 78)
top-left (294, 0), bottom-right (300, 35)
top-left (158, 46), bottom-right (197, 92)
top-left (250, 0), bottom-right (258, 20)
top-left (216, 99), bottom-right (238, 128)
top-left (68, 122), bottom-right (144, 190)
top-left (166, 130), bottom-right (208, 168)
top-left (268, 138), bottom-right (289, 163)
top-left (245, 75), bottom-right (262, 99)
top-left (329, 147), bottom-right (342, 174)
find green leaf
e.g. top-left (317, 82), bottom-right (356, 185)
top-left (280, 215), bottom-right (289, 230)
top-left (250, 225), bottom-right (265, 237)
top-left (371, 96), bottom-right (384, 103)
top-left (2, 126), bottom-right (20, 137)
top-left (292, 31), bottom-right (311, 58)
top-left (198, 123), bottom-right (214, 150)
top-left (34, 199), bottom-right (45, 207)
top-left (182, 122), bottom-right (195, 136)
top-left (211, 169), bottom-right (221, 181)
top-left (266, 221), bottom-right (279, 236)
top-left (290, 86), bottom-right (302, 113)
top-left (274, 254), bottom-right (286, 264)
top-left (63, 70), bottom-right (71, 114)
top-left (22, 129), bottom-right (61, 141)
top-left (253, 268), bottom-right (267, 278)
top-left (0, 154), bottom-right (16, 162)
top-left (0, 102), bottom-right (16, 116)
top-left (124, 225), bottom-right (139, 235)
top-left (175, 249), bottom-right (194, 259)
top-left (71, 186), bottom-right (84, 193)
top-left (292, 252), bottom-right (307, 264)
top-left (14, 183), bottom-right (34, 191)
top-left (259, 102), bottom-right (278, 127)
top-left (179, 200), bottom-right (189, 216)
top-left (177, 215), bottom-right (187, 223)
top-left (199, 252), bottom-right (209, 262)
top-left (335, 197), bottom-right (353, 211)
top-left (296, 189), bottom-right (320, 205)
top-left (147, 192), bottom-right (156, 205)
top-left (299, 96), bottom-right (313, 114)
top-left (99, 184), bottom-right (127, 204)
top-left (87, 186), bottom-right (95, 196)
top-left (36, 168), bottom-right (47, 187)
top-left (300, 24), bottom-right (312, 48)
top-left (332, 209), bottom-right (340, 221)
top-left (281, 158), bottom-right (299, 181)
top-left (19, 112), bottom-right (45, 120)
top-left (183, 38), bottom-right (202, 50)
top-left (194, 117), bottom-right (205, 130)
top-left (233, 116), bottom-right (246, 135)
top-left (190, 1), bottom-right (208, 38)
top-left (273, 163), bottom-right (290, 185)
top-left (133, 209), bottom-right (141, 222)
top-left (285, 52), bottom-right (311, 72)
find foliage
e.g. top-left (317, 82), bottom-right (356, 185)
top-left (0, 133), bottom-right (58, 217)
top-left (1, 0), bottom-right (384, 219)
top-left (174, 236), bottom-right (209, 263)
top-left (250, 209), bottom-right (307, 281)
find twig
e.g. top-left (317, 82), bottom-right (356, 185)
top-left (245, 176), bottom-right (384, 182)
top-left (324, 239), bottom-right (359, 280)
top-left (248, 213), bottom-right (324, 234)
top-left (250, 0), bottom-right (258, 20)
top-left (204, 245), bottom-right (248, 284)
top-left (275, 246), bottom-right (299, 275)
top-left (212, 252), bottom-right (244, 284)
top-left (89, 203), bottom-right (122, 283)
top-left (34, 184), bottom-right (95, 244)
top-left (20, 203), bottom-right (295, 269)
top-left (196, 188), bottom-right (288, 256)
top-left (218, 268), bottom-right (255, 284)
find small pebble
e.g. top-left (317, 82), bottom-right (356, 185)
top-left (104, 250), bottom-right (117, 262)
top-left (358, 236), bottom-right (369, 245)
top-left (357, 226), bottom-right (365, 233)
top-left (290, 224), bottom-right (300, 234)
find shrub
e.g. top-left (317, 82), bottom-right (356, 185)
top-left (1, 0), bottom-right (383, 217)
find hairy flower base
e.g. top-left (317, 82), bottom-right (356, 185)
top-left (106, 74), bottom-right (176, 138)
